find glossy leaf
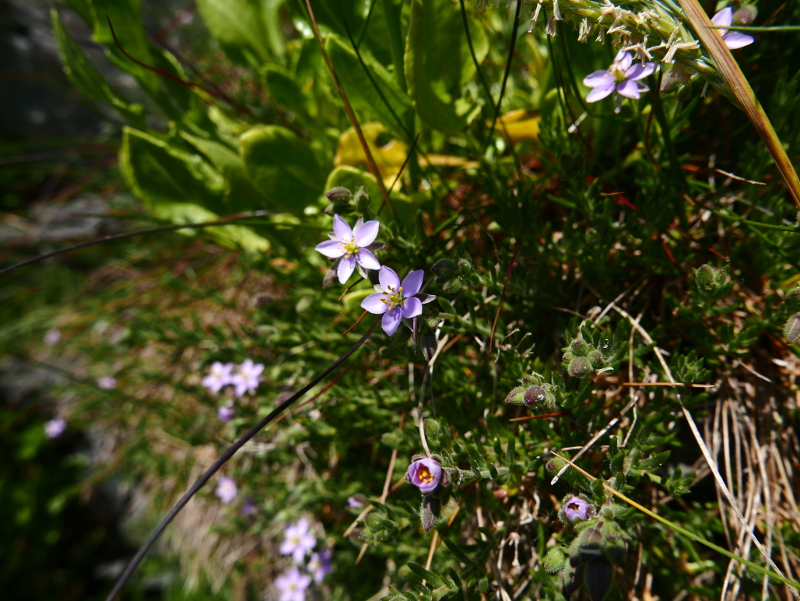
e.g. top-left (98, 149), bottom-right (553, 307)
top-left (196, 0), bottom-right (284, 67)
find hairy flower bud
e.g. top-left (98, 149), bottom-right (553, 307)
top-left (420, 495), bottom-right (441, 532)
top-left (431, 259), bottom-right (456, 279)
top-left (505, 385), bottom-right (527, 406)
top-left (325, 186), bottom-right (352, 204)
top-left (584, 559), bottom-right (613, 601)
top-left (784, 313), bottom-right (800, 344)
top-left (568, 356), bottom-right (594, 378)
top-left (353, 186), bottom-right (370, 209)
top-left (524, 385), bottom-right (547, 406)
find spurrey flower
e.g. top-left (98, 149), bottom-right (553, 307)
top-left (712, 7), bottom-right (755, 50)
top-left (562, 495), bottom-right (592, 522)
top-left (315, 215), bottom-right (381, 284)
top-left (44, 329), bottom-right (61, 345)
top-left (217, 405), bottom-right (235, 422)
top-left (202, 361), bottom-right (233, 394)
top-left (44, 417), bottom-right (66, 439)
top-left (307, 550), bottom-right (332, 584)
top-left (97, 376), bottom-right (117, 390)
top-left (361, 267), bottom-right (429, 336)
top-left (583, 50), bottom-right (655, 113)
top-left (405, 456), bottom-right (443, 495)
top-left (215, 476), bottom-right (237, 505)
top-left (280, 517), bottom-right (317, 564)
top-left (275, 567), bottom-right (311, 601)
top-left (231, 359), bottom-right (264, 398)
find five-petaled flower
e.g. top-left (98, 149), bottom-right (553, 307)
top-left (202, 361), bottom-right (233, 394)
top-left (583, 50), bottom-right (655, 113)
top-left (361, 267), bottom-right (427, 336)
top-left (712, 7), bottom-right (755, 49)
top-left (45, 417), bottom-right (66, 439)
top-left (405, 456), bottom-right (444, 495)
top-left (275, 566), bottom-right (312, 601)
top-left (562, 495), bottom-right (592, 522)
top-left (307, 550), bottom-right (332, 584)
top-left (217, 405), bottom-right (235, 422)
top-left (215, 476), bottom-right (237, 505)
top-left (315, 215), bottom-right (381, 284)
top-left (280, 517), bottom-right (317, 564)
top-left (232, 359), bottom-right (264, 398)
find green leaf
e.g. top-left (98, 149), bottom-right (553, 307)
top-left (263, 65), bottom-right (310, 118)
top-left (240, 125), bottom-right (324, 213)
top-left (196, 0), bottom-right (283, 67)
top-left (119, 127), bottom-right (268, 252)
top-left (324, 166), bottom-right (383, 212)
top-left (51, 9), bottom-right (143, 124)
top-left (405, 0), bottom-right (487, 134)
top-left (325, 34), bottom-right (412, 137)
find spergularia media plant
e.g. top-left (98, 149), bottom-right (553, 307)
top-left (361, 267), bottom-right (436, 336)
top-left (583, 50), bottom-right (655, 113)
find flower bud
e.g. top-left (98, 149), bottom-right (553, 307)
top-left (784, 313), bottom-right (800, 344)
top-left (784, 287), bottom-right (800, 312)
top-left (524, 385), bottom-right (547, 406)
top-left (568, 356), bottom-right (594, 378)
top-left (456, 256), bottom-right (472, 274)
top-left (505, 386), bottom-right (527, 406)
top-left (543, 547), bottom-right (567, 573)
top-left (442, 278), bottom-right (463, 294)
top-left (325, 186), bottom-right (352, 204)
top-left (420, 495), bottom-right (441, 532)
top-left (431, 259), bottom-right (456, 279)
top-left (353, 186), bottom-right (370, 209)
top-left (584, 559), bottom-right (613, 601)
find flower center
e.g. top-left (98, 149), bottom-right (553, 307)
top-left (340, 237), bottom-right (359, 257)
top-left (417, 465), bottom-right (434, 483)
top-left (381, 285), bottom-right (404, 310)
top-left (610, 64), bottom-right (627, 83)
top-left (568, 502), bottom-right (580, 511)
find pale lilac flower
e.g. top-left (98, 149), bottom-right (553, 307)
top-left (241, 495), bottom-right (257, 516)
top-left (97, 376), bottom-right (117, 390)
top-left (215, 476), bottom-right (237, 505)
top-left (712, 7), bottom-right (755, 49)
top-left (44, 417), bottom-right (66, 438)
top-left (405, 457), bottom-right (443, 495)
top-left (347, 495), bottom-right (365, 508)
top-left (583, 50), bottom-right (655, 113)
top-left (231, 359), bottom-right (264, 397)
top-left (315, 215), bottom-right (381, 284)
top-left (361, 267), bottom-right (430, 336)
top-left (280, 517), bottom-right (317, 564)
top-left (562, 495), bottom-right (592, 522)
top-left (307, 550), bottom-right (332, 584)
top-left (44, 329), bottom-right (61, 345)
top-left (202, 361), bottom-right (233, 394)
top-left (217, 405), bottom-right (235, 422)
top-left (275, 567), bottom-right (311, 601)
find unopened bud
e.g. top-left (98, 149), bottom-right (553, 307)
top-left (353, 186), bottom-right (370, 209)
top-left (431, 259), bottom-right (456, 279)
top-left (420, 495), bottom-right (441, 532)
top-left (442, 278), bottom-right (463, 294)
top-left (584, 559), bottom-right (613, 601)
top-left (568, 356), bottom-right (594, 378)
top-left (325, 186), bottom-right (352, 204)
top-left (524, 385), bottom-right (547, 406)
top-left (505, 386), bottom-right (527, 405)
top-left (784, 313), bottom-right (800, 344)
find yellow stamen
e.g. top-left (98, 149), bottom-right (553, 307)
top-left (418, 465), bottom-right (434, 483)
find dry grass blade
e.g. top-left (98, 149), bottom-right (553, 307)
top-left (678, 0), bottom-right (800, 208)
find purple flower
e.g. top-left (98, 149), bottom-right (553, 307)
top-left (202, 361), bottom-right (233, 394)
top-left (315, 215), bottom-right (381, 284)
top-left (280, 517), bottom-right (317, 564)
top-left (405, 457), bottom-right (443, 495)
top-left (275, 567), bottom-right (312, 601)
top-left (44, 417), bottom-right (66, 439)
top-left (347, 495), bottom-right (366, 508)
top-left (97, 376), bottom-right (117, 390)
top-left (583, 50), bottom-right (655, 113)
top-left (712, 7), bottom-right (755, 49)
top-left (231, 359), bottom-right (264, 398)
top-left (217, 405), bottom-right (235, 422)
top-left (307, 549), bottom-right (332, 584)
top-left (562, 495), bottom-right (592, 522)
top-left (215, 476), bottom-right (237, 505)
top-left (361, 266), bottom-right (429, 336)
top-left (44, 329), bottom-right (61, 345)
top-left (241, 495), bottom-right (257, 516)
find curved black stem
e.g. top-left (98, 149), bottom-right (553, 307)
top-left (459, 0), bottom-right (493, 103)
top-left (104, 317), bottom-right (381, 601)
top-left (481, 0), bottom-right (522, 154)
top-left (0, 211), bottom-right (273, 277)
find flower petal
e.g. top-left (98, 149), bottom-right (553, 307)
top-left (379, 265), bottom-right (401, 292)
top-left (625, 62), bottom-right (655, 81)
top-left (337, 255), bottom-right (356, 284)
top-left (614, 50), bottom-right (633, 70)
top-left (382, 308), bottom-right (403, 336)
top-left (723, 31), bottom-right (754, 49)
top-left (353, 219), bottom-right (380, 246)
top-left (616, 79), bottom-right (642, 99)
top-left (361, 292), bottom-right (388, 314)
top-left (586, 80), bottom-right (615, 102)
top-left (315, 239), bottom-right (344, 258)
top-left (401, 270), bottom-right (425, 296)
top-left (712, 7), bottom-right (733, 28)
top-left (356, 248), bottom-right (381, 270)
top-left (415, 293), bottom-right (437, 305)
top-left (402, 296), bottom-right (422, 319)
top-left (332, 214), bottom-right (352, 241)
top-left (583, 70), bottom-right (612, 88)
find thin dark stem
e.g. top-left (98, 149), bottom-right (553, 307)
top-left (0, 211), bottom-right (273, 277)
top-left (481, 0), bottom-right (522, 154)
top-left (104, 318), bottom-right (381, 601)
top-left (378, 133), bottom-right (420, 216)
top-left (459, 0), bottom-right (493, 103)
top-left (645, 70), bottom-right (663, 169)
